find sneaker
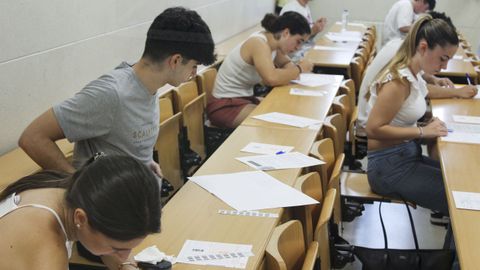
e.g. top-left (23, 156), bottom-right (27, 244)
top-left (430, 211), bottom-right (450, 227)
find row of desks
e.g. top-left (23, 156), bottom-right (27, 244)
top-left (131, 75), bottom-right (344, 269)
top-left (432, 97), bottom-right (480, 270)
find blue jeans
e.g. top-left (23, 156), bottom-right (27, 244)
top-left (367, 140), bottom-right (449, 215)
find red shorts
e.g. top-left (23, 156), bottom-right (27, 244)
top-left (206, 96), bottom-right (260, 128)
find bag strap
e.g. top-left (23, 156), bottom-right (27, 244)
top-left (378, 199), bottom-right (420, 250)
top-left (378, 202), bottom-right (388, 249)
top-left (402, 198), bottom-right (420, 250)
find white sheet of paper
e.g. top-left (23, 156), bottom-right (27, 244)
top-left (290, 88), bottom-right (326, 97)
top-left (441, 131), bottom-right (480, 144)
top-left (447, 122), bottom-right (480, 133)
top-left (189, 171), bottom-right (319, 211)
top-left (452, 55), bottom-right (463, 60)
top-left (240, 142), bottom-right (294, 155)
top-left (335, 21), bottom-right (366, 28)
top-left (452, 191), bottom-right (480, 211)
top-left (176, 240), bottom-right (253, 269)
top-left (313, 45), bottom-right (351, 51)
top-left (252, 112), bottom-right (322, 128)
top-left (325, 32), bottom-right (362, 43)
top-left (452, 115), bottom-right (480, 125)
top-left (236, 152), bottom-right (325, 171)
top-left (291, 73), bottom-right (342, 87)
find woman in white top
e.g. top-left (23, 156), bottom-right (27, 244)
top-left (366, 15), bottom-right (458, 217)
top-left (0, 154), bottom-right (161, 270)
top-left (207, 12), bottom-right (313, 128)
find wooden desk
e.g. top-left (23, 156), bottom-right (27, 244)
top-left (431, 98), bottom-right (480, 270)
top-left (439, 47), bottom-right (478, 84)
top-left (133, 125), bottom-right (318, 270)
top-left (0, 139), bottom-right (73, 191)
top-left (242, 75), bottom-right (343, 129)
top-left (304, 23), bottom-right (367, 77)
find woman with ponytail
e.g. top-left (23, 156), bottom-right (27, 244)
top-left (207, 12), bottom-right (313, 128)
top-left (0, 154), bottom-right (161, 270)
top-left (365, 14), bottom-right (458, 217)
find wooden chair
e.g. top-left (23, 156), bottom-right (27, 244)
top-left (310, 138), bottom-right (344, 224)
top-left (265, 220), bottom-right (319, 270)
top-left (196, 67), bottom-right (217, 107)
top-left (173, 81), bottom-right (207, 160)
top-left (350, 56), bottom-right (365, 94)
top-left (155, 98), bottom-right (183, 193)
top-left (322, 113), bottom-right (346, 158)
top-left (313, 188), bottom-right (336, 270)
top-left (293, 172), bottom-right (323, 247)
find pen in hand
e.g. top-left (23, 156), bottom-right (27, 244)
top-left (466, 73), bottom-right (472, 85)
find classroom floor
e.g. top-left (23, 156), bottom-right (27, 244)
top-left (339, 202), bottom-right (447, 269)
top-left (338, 153), bottom-right (448, 269)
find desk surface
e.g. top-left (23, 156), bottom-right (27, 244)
top-left (439, 46), bottom-right (478, 81)
top-left (242, 74), bottom-right (343, 129)
top-left (431, 98), bottom-right (480, 270)
top-left (133, 125), bottom-right (319, 269)
top-left (304, 23), bottom-right (367, 70)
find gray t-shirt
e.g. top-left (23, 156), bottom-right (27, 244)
top-left (53, 62), bottom-right (159, 168)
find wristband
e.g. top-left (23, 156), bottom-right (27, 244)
top-left (418, 126), bottom-right (424, 138)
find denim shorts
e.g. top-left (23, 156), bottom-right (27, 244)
top-left (367, 140), bottom-right (447, 214)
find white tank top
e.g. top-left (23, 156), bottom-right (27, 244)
top-left (213, 32), bottom-right (277, 98)
top-left (0, 193), bottom-right (74, 259)
top-left (367, 67), bottom-right (428, 127)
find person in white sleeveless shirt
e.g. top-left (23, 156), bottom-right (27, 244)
top-left (366, 16), bottom-right (459, 250)
top-left (207, 12), bottom-right (313, 128)
top-left (0, 155), bottom-right (161, 270)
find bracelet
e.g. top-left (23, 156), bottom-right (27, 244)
top-left (418, 126), bottom-right (424, 138)
top-left (118, 262), bottom-right (139, 270)
top-left (295, 64), bottom-right (302, 74)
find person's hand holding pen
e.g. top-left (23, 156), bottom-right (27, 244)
top-left (455, 85), bottom-right (478, 98)
top-left (422, 117), bottom-right (448, 138)
top-left (297, 59), bottom-right (313, 74)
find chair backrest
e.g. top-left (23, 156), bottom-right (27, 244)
top-left (159, 97), bottom-right (174, 123)
top-left (155, 98), bottom-right (183, 193)
top-left (174, 80), bottom-right (199, 113)
top-left (323, 113), bottom-right (346, 158)
top-left (314, 188), bottom-right (336, 270)
top-left (340, 79), bottom-right (356, 107)
top-left (183, 93), bottom-right (207, 159)
top-left (332, 94), bottom-right (351, 129)
top-left (196, 68), bottom-right (217, 106)
top-left (309, 138), bottom-right (335, 194)
top-left (265, 220), bottom-right (307, 270)
top-left (350, 56), bottom-right (365, 93)
top-left (294, 172), bottom-right (324, 247)
top-left (309, 138), bottom-right (345, 224)
top-left (174, 81), bottom-right (207, 160)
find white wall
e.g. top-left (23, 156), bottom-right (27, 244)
top-left (0, 0), bottom-right (275, 154)
top-left (309, 0), bottom-right (480, 50)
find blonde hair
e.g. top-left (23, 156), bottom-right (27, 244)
top-left (373, 14), bottom-right (458, 88)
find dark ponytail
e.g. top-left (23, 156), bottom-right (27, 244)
top-left (261, 11), bottom-right (311, 36)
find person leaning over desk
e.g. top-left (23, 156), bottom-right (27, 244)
top-left (18, 7), bottom-right (216, 178)
top-left (0, 154), bottom-right (161, 270)
top-left (207, 12), bottom-right (313, 129)
top-left (382, 0), bottom-right (435, 45)
top-left (357, 11), bottom-right (478, 137)
top-left (366, 15), bottom-right (459, 248)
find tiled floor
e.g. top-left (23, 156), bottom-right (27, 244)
top-left (338, 202), bottom-right (448, 269)
top-left (337, 152), bottom-right (448, 269)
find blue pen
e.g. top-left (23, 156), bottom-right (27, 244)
top-left (466, 73), bottom-right (472, 85)
top-left (276, 151), bottom-right (285, 155)
top-left (448, 128), bottom-right (453, 133)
